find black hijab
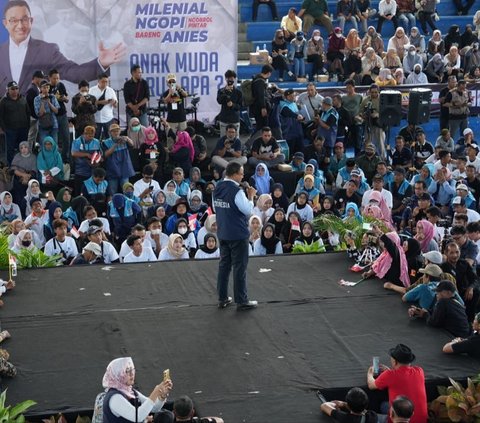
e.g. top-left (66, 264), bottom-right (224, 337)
top-left (298, 221), bottom-right (320, 244)
top-left (268, 208), bottom-right (287, 237)
top-left (200, 233), bottom-right (218, 254)
top-left (272, 183), bottom-right (290, 212)
top-left (261, 223), bottom-right (280, 254)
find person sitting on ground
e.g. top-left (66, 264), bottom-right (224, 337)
top-left (70, 241), bottom-right (103, 266)
top-left (82, 167), bottom-right (108, 202)
top-left (37, 136), bottom-right (64, 188)
top-left (282, 211), bottom-right (301, 252)
top-left (78, 205), bottom-right (111, 238)
top-left (408, 280), bottom-right (472, 338)
top-left (362, 225), bottom-right (411, 288)
top-left (294, 221), bottom-right (324, 249)
top-left (249, 163), bottom-right (274, 196)
top-left (248, 126), bottom-right (286, 169)
top-left (253, 223), bottom-right (283, 256)
top-left (443, 312), bottom-right (480, 358)
top-left (44, 219), bottom-right (78, 264)
top-left (173, 218), bottom-right (197, 258)
top-left (155, 395), bottom-right (223, 423)
top-left (108, 193), bottom-right (142, 247)
top-left (10, 229), bottom-right (37, 254)
top-left (346, 230), bottom-right (381, 268)
top-left (389, 396), bottom-right (415, 423)
top-left (118, 224), bottom-right (149, 262)
top-left (287, 192), bottom-right (314, 223)
top-left (366, 344), bottom-right (427, 423)
top-left (123, 234), bottom-right (158, 263)
top-left (101, 357), bottom-right (172, 423)
top-left (253, 194), bottom-right (274, 226)
top-left (158, 233), bottom-right (189, 261)
top-left (194, 233), bottom-right (220, 260)
top-left (0, 191), bottom-right (21, 223)
top-left (320, 387), bottom-right (378, 423)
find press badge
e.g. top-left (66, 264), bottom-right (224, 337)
top-left (172, 102), bottom-right (178, 110)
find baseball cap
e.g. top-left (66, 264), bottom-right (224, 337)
top-left (322, 96), bottom-right (333, 105)
top-left (83, 242), bottom-right (102, 257)
top-left (334, 27), bottom-right (342, 33)
top-left (419, 264), bottom-right (443, 278)
top-left (40, 79), bottom-right (50, 87)
top-left (284, 88), bottom-right (295, 96)
top-left (7, 81), bottom-right (18, 89)
top-left (422, 251), bottom-right (442, 265)
top-left (167, 73), bottom-right (176, 82)
top-left (463, 128), bottom-right (473, 136)
top-left (456, 183), bottom-right (469, 191)
top-left (32, 70), bottom-right (45, 79)
top-left (87, 225), bottom-right (102, 236)
top-left (435, 280), bottom-right (456, 293)
top-left (373, 173), bottom-right (383, 181)
top-left (452, 196), bottom-right (466, 206)
top-left (334, 141), bottom-right (344, 148)
top-left (350, 169), bottom-right (361, 177)
top-left (109, 123), bottom-right (121, 131)
top-left (293, 151), bottom-right (304, 159)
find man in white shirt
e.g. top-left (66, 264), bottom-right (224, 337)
top-left (89, 73), bottom-right (118, 140)
top-left (134, 165), bottom-right (160, 212)
top-left (452, 196), bottom-right (480, 222)
top-left (119, 224), bottom-right (155, 262)
top-left (44, 219), bottom-right (78, 264)
top-left (361, 174), bottom-right (393, 209)
top-left (377, 0), bottom-right (399, 32)
top-left (123, 234), bottom-right (158, 263)
top-left (465, 144), bottom-right (480, 173)
top-left (87, 225), bottom-right (119, 264)
top-left (24, 198), bottom-right (48, 247)
top-left (297, 82), bottom-right (323, 124)
top-left (78, 205), bottom-right (111, 237)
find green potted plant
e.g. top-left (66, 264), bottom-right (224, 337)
top-left (0, 389), bottom-right (36, 423)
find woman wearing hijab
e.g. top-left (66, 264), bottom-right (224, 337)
top-left (188, 189), bottom-right (208, 221)
top-left (306, 29), bottom-right (326, 79)
top-left (415, 219), bottom-right (438, 253)
top-left (271, 183), bottom-right (289, 212)
top-left (173, 217), bottom-right (197, 257)
top-left (168, 131), bottom-right (195, 175)
top-left (271, 28), bottom-right (291, 81)
top-left (197, 214), bottom-right (217, 247)
top-left (43, 201), bottom-right (68, 242)
top-left (267, 208), bottom-right (287, 239)
top-left (281, 211), bottom-right (302, 252)
top-left (126, 117), bottom-right (146, 172)
top-left (406, 63), bottom-right (428, 84)
top-left (249, 163), bottom-right (274, 195)
top-left (11, 141), bottom-right (37, 208)
top-left (56, 187), bottom-right (73, 212)
top-left (444, 45), bottom-right (463, 79)
top-left (461, 25), bottom-right (478, 50)
top-left (393, 68), bottom-right (406, 85)
top-left (361, 26), bottom-right (384, 56)
top-left (139, 126), bottom-right (167, 174)
top-left (287, 192), bottom-right (314, 223)
top-left (408, 27), bottom-right (426, 59)
top-left (101, 357), bottom-right (172, 423)
top-left (363, 226), bottom-right (411, 288)
top-left (147, 190), bottom-right (169, 218)
top-left (158, 233), bottom-right (189, 260)
top-left (383, 49), bottom-right (402, 70)
top-left (343, 202), bottom-right (362, 223)
top-left (387, 27), bottom-right (409, 60)
top-left (163, 180), bottom-right (180, 207)
top-left (424, 53), bottom-right (446, 83)
top-left (253, 193), bottom-right (275, 225)
top-left (361, 47), bottom-right (384, 84)
top-left (345, 29), bottom-right (362, 56)
top-left (108, 193), bottom-right (142, 246)
top-left (10, 229), bottom-right (36, 254)
top-left (37, 136), bottom-right (64, 188)
top-left (375, 68), bottom-right (396, 86)
top-left (327, 27), bottom-right (346, 77)
top-left (294, 221), bottom-right (322, 248)
top-left (187, 167), bottom-right (206, 192)
top-left (444, 25), bottom-right (461, 53)
top-left (23, 179), bottom-right (44, 217)
top-left (194, 233), bottom-right (220, 259)
top-left (427, 30), bottom-right (445, 59)
top-left (0, 191), bottom-right (21, 223)
top-left (253, 223), bottom-right (283, 256)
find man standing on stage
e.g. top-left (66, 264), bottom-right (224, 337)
top-left (214, 162), bottom-right (258, 311)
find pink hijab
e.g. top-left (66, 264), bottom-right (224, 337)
top-left (143, 126), bottom-right (159, 146)
top-left (172, 131), bottom-right (195, 163)
top-left (372, 232), bottom-right (410, 287)
top-left (416, 219), bottom-right (435, 253)
top-left (368, 191), bottom-right (394, 229)
top-left (102, 357), bottom-right (135, 398)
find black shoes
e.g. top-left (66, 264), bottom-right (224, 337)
top-left (236, 300), bottom-right (258, 311)
top-left (218, 297), bottom-right (233, 309)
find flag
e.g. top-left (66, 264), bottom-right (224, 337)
top-left (70, 226), bottom-right (80, 239)
top-left (188, 214), bottom-right (197, 231)
top-left (291, 220), bottom-right (301, 232)
top-left (8, 254), bottom-right (17, 277)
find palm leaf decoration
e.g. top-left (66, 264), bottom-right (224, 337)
top-left (13, 248), bottom-right (63, 269)
top-left (292, 241), bottom-right (326, 254)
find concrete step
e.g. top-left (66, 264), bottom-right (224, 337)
top-left (238, 32), bottom-right (248, 42)
top-left (238, 41), bottom-right (253, 53)
top-left (237, 52), bottom-right (251, 61)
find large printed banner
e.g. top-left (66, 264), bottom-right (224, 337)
top-left (0, 0), bottom-right (238, 123)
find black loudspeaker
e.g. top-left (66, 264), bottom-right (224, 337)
top-left (408, 88), bottom-right (432, 125)
top-left (379, 90), bottom-right (402, 127)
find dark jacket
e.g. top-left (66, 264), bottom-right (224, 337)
top-left (0, 94), bottom-right (30, 130)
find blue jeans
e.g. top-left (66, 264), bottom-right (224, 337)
top-left (57, 114), bottom-right (70, 162)
top-left (293, 58), bottom-right (305, 77)
top-left (38, 128), bottom-right (58, 148)
top-left (217, 238), bottom-right (250, 305)
top-left (398, 13), bottom-right (416, 32)
top-left (5, 127), bottom-right (28, 165)
top-left (126, 111), bottom-right (148, 127)
top-left (108, 177), bottom-right (130, 196)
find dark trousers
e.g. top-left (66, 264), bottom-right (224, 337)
top-left (95, 119), bottom-right (114, 141)
top-left (57, 114), bottom-right (70, 162)
top-left (453, 0), bottom-right (474, 13)
top-left (251, 108), bottom-right (269, 132)
top-left (376, 15), bottom-right (398, 33)
top-left (217, 238), bottom-right (250, 305)
top-left (5, 127), bottom-right (28, 165)
top-left (252, 0), bottom-right (278, 20)
top-left (464, 287), bottom-right (480, 323)
top-left (418, 11), bottom-right (437, 34)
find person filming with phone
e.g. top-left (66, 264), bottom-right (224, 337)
top-left (102, 357), bottom-right (172, 423)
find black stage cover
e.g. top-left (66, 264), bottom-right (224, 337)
top-left (2, 253), bottom-right (479, 422)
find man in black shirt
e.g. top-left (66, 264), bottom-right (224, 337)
top-left (412, 129), bottom-right (434, 169)
top-left (443, 312), bottom-right (480, 358)
top-left (438, 75), bottom-right (456, 132)
top-left (48, 69), bottom-right (70, 162)
top-left (334, 180), bottom-right (362, 215)
top-left (441, 242), bottom-right (480, 322)
top-left (409, 280), bottom-right (472, 338)
top-left (216, 69), bottom-right (242, 136)
top-left (250, 64), bottom-right (273, 131)
top-left (320, 387), bottom-right (378, 423)
top-left (465, 164), bottom-right (480, 204)
top-left (248, 126), bottom-right (285, 168)
top-left (163, 72), bottom-right (188, 131)
top-left (123, 65), bottom-right (150, 127)
top-left (390, 136), bottom-right (413, 171)
top-left (25, 70), bottom-right (44, 149)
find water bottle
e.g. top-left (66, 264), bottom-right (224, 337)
top-left (256, 45), bottom-right (260, 52)
top-left (263, 43), bottom-right (266, 51)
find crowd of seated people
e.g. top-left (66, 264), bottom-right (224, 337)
top-left (254, 0), bottom-right (480, 83)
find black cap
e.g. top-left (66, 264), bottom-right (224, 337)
top-left (435, 281), bottom-right (456, 293)
top-left (87, 225), bottom-right (102, 235)
top-left (372, 173), bottom-right (383, 181)
top-left (389, 344), bottom-right (415, 364)
top-left (29, 197), bottom-right (42, 207)
top-left (284, 88), bottom-right (295, 96)
top-left (418, 192), bottom-right (431, 201)
top-left (7, 81), bottom-right (18, 89)
top-left (32, 70), bottom-right (45, 79)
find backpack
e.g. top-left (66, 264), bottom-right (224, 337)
top-left (240, 79), bottom-right (255, 107)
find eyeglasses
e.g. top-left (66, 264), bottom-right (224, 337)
top-left (6, 16), bottom-right (32, 26)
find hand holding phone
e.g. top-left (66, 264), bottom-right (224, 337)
top-left (163, 369), bottom-right (170, 382)
top-left (372, 356), bottom-right (380, 377)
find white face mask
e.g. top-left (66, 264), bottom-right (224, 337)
top-left (409, 51), bottom-right (415, 56)
top-left (178, 227), bottom-right (188, 235)
top-left (314, 36), bottom-right (321, 41)
top-left (335, 33), bottom-right (342, 38)
top-left (150, 229), bottom-right (161, 235)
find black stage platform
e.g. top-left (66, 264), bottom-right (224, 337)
top-left (2, 253), bottom-right (479, 423)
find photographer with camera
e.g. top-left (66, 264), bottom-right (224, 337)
top-left (72, 80), bottom-right (97, 136)
top-left (216, 70), bottom-right (242, 137)
top-left (163, 73), bottom-right (188, 132)
top-left (44, 218), bottom-right (78, 264)
top-left (33, 79), bottom-right (60, 148)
